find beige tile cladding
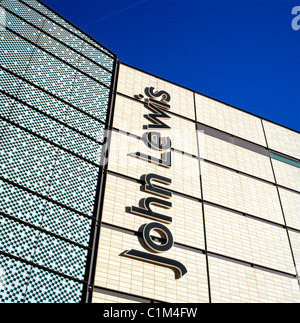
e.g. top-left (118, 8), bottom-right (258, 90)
top-left (289, 231), bottom-right (300, 275)
top-left (113, 94), bottom-right (198, 156)
top-left (107, 130), bottom-right (202, 199)
top-left (208, 256), bottom-right (300, 303)
top-left (201, 162), bottom-right (284, 225)
top-left (197, 132), bottom-right (275, 182)
top-left (94, 227), bottom-right (209, 303)
top-left (278, 188), bottom-right (300, 231)
top-left (117, 64), bottom-right (195, 120)
top-left (195, 93), bottom-right (267, 146)
top-left (92, 292), bottom-right (140, 304)
top-left (102, 174), bottom-right (205, 249)
top-left (262, 120), bottom-right (300, 160)
top-left (204, 204), bottom-right (295, 275)
top-left (272, 159), bottom-right (300, 192)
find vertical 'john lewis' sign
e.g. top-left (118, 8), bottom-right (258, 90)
top-left (123, 87), bottom-right (187, 279)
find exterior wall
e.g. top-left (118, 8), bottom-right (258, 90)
top-left (262, 120), bottom-right (300, 159)
top-left (0, 0), bottom-right (116, 303)
top-left (92, 63), bottom-right (300, 303)
top-left (195, 93), bottom-right (267, 146)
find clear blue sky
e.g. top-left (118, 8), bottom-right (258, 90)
top-left (42, 0), bottom-right (300, 132)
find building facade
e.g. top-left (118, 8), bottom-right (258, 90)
top-left (0, 0), bottom-right (300, 303)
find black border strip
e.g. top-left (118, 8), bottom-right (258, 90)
top-left (193, 92), bottom-right (212, 303)
top-left (261, 119), bottom-right (299, 277)
top-left (84, 60), bottom-right (120, 303)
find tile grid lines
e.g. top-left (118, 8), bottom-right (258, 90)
top-left (113, 93), bottom-right (300, 197)
top-left (109, 125), bottom-right (300, 218)
top-left (103, 169), bottom-right (300, 277)
top-left (193, 91), bottom-right (212, 303)
top-left (261, 119), bottom-right (299, 280)
top-left (118, 91), bottom-right (300, 164)
top-left (94, 286), bottom-right (153, 304)
top-left (104, 73), bottom-right (300, 300)
top-left (2, 57), bottom-right (298, 176)
top-left (120, 61), bottom-right (300, 136)
top-left (99, 222), bottom-right (299, 300)
top-left (99, 83), bottom-right (300, 301)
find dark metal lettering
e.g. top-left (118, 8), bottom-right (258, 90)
top-left (142, 222), bottom-right (174, 253)
top-left (143, 100), bottom-right (171, 129)
top-left (124, 87), bottom-right (187, 279)
top-left (129, 197), bottom-right (172, 224)
top-left (141, 173), bottom-right (172, 199)
top-left (144, 87), bottom-right (171, 103)
top-left (128, 151), bottom-right (171, 168)
top-left (143, 132), bottom-right (172, 151)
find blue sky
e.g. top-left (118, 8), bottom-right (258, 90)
top-left (42, 0), bottom-right (300, 132)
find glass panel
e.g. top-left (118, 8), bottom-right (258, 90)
top-left (47, 150), bottom-right (99, 216)
top-left (0, 179), bottom-right (93, 246)
top-left (0, 215), bottom-right (38, 261)
top-left (70, 74), bottom-right (110, 122)
top-left (0, 179), bottom-right (47, 227)
top-left (33, 232), bottom-right (88, 279)
top-left (270, 153), bottom-right (300, 169)
top-left (27, 48), bottom-right (76, 101)
top-left (0, 121), bottom-right (57, 196)
top-left (0, 254), bottom-right (29, 303)
top-left (1, 0), bottom-right (47, 29)
top-left (0, 0), bottom-right (115, 304)
top-left (23, 266), bottom-right (83, 303)
top-left (0, 30), bottom-right (36, 77)
top-left (5, 10), bottom-right (41, 43)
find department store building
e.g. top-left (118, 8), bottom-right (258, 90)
top-left (0, 0), bottom-right (299, 303)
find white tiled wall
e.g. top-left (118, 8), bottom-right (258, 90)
top-left (263, 120), bottom-right (300, 159)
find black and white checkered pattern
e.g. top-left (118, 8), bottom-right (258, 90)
top-left (0, 0), bottom-right (115, 303)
